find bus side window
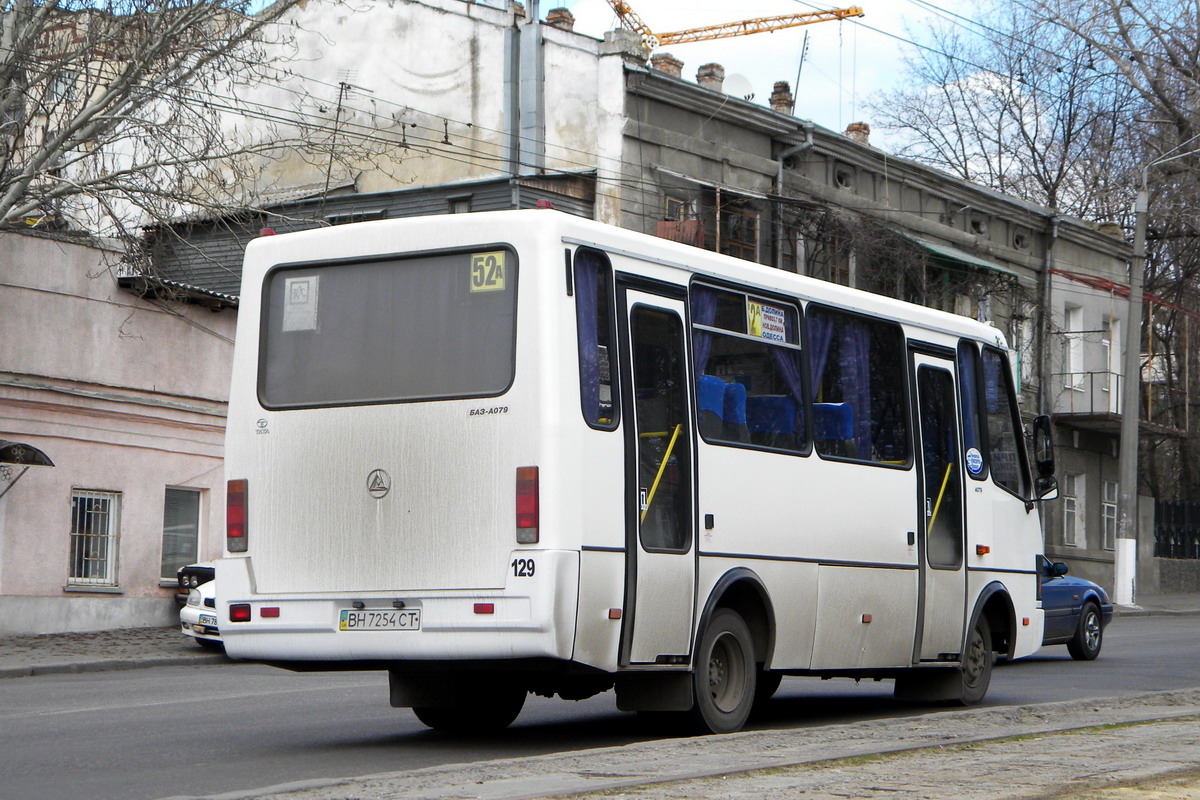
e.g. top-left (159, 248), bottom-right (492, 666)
top-left (807, 305), bottom-right (910, 465)
top-left (957, 341), bottom-right (988, 481)
top-left (691, 283), bottom-right (807, 454)
top-left (980, 347), bottom-right (1029, 496)
top-left (574, 249), bottom-right (617, 429)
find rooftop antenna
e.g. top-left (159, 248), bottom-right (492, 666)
top-left (795, 30), bottom-right (810, 93)
top-left (319, 78), bottom-right (375, 221)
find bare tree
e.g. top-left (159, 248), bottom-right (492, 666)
top-left (0, 0), bottom-right (393, 240)
top-left (1032, 0), bottom-right (1200, 499)
top-left (868, 3), bottom-right (1140, 220)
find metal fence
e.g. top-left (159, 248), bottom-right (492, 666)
top-left (1155, 500), bottom-right (1200, 559)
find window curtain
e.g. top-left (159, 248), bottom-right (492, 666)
top-left (575, 251), bottom-right (602, 423)
top-left (770, 313), bottom-right (806, 429)
top-left (690, 285), bottom-right (720, 374)
top-left (807, 308), bottom-right (873, 458)
top-left (840, 319), bottom-right (874, 459)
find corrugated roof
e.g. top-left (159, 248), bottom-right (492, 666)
top-left (117, 273), bottom-right (240, 307)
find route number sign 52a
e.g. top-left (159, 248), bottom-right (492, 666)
top-left (470, 251), bottom-right (507, 292)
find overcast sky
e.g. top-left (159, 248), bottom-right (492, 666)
top-left (557, 0), bottom-right (968, 140)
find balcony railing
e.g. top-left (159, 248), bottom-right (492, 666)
top-left (1052, 370), bottom-right (1187, 434)
top-left (1051, 370), bottom-right (1123, 416)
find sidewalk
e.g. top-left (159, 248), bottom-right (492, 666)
top-left (1116, 591), bottom-right (1200, 616)
top-left (0, 623), bottom-right (226, 679)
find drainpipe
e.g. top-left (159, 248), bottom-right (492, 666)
top-left (519, 0), bottom-right (545, 177)
top-left (775, 122), bottom-right (814, 271)
top-left (1037, 213), bottom-right (1059, 550)
top-left (504, 12), bottom-right (520, 180)
top-left (505, 0), bottom-right (545, 187)
top-left (1038, 214), bottom-right (1059, 416)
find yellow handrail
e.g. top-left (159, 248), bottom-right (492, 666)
top-left (641, 423), bottom-right (683, 523)
top-left (927, 461), bottom-right (955, 535)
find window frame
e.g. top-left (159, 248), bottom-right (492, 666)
top-left (257, 245), bottom-right (520, 410)
top-left (1062, 473), bottom-right (1082, 547)
top-left (806, 303), bottom-right (912, 469)
top-left (1102, 479), bottom-right (1118, 551)
top-left (68, 488), bottom-right (121, 588)
top-left (689, 280), bottom-right (810, 457)
top-left (574, 247), bottom-right (620, 431)
top-left (957, 340), bottom-right (990, 482)
top-left (160, 487), bottom-right (202, 582)
top-left (980, 345), bottom-right (1032, 499)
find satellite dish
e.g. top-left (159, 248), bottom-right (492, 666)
top-left (723, 73), bottom-right (755, 101)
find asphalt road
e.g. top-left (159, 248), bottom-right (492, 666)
top-left (0, 615), bottom-right (1196, 800)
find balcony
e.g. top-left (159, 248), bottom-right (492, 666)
top-left (1051, 370), bottom-right (1186, 437)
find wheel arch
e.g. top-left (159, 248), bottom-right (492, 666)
top-left (696, 568), bottom-right (776, 668)
top-left (971, 581), bottom-right (1016, 660)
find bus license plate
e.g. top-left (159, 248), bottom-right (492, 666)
top-left (338, 608), bottom-right (421, 632)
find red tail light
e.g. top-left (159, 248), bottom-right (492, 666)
top-left (229, 603), bottom-right (252, 622)
top-left (227, 479), bottom-right (248, 552)
top-left (515, 466), bottom-right (539, 543)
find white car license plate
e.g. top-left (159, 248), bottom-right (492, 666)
top-left (338, 608), bottom-right (421, 631)
top-left (199, 614), bottom-right (218, 626)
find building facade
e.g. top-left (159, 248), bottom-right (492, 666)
top-left (0, 230), bottom-right (235, 634)
top-left (141, 0), bottom-right (1174, 603)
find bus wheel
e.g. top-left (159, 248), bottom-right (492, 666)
top-left (893, 616), bottom-right (993, 705)
top-left (691, 608), bottom-right (756, 733)
top-left (412, 688), bottom-right (526, 733)
top-left (959, 615), bottom-right (993, 705)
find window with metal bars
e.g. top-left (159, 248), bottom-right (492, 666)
top-left (69, 489), bottom-right (120, 587)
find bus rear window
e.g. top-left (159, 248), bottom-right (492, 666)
top-left (259, 249), bottom-right (517, 408)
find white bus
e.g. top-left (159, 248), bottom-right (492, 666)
top-left (217, 209), bottom-right (1058, 734)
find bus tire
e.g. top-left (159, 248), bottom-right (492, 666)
top-left (958, 614), bottom-right (993, 705)
top-left (894, 615), bottom-right (993, 705)
top-left (691, 608), bottom-right (756, 733)
top-left (412, 687), bottom-right (526, 732)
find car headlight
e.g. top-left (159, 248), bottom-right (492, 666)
top-left (187, 588), bottom-right (202, 607)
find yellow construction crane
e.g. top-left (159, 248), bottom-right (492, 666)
top-left (605, 2), bottom-right (864, 50)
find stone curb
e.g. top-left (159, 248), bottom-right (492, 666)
top-left (1114, 604), bottom-right (1200, 617)
top-left (0, 653), bottom-right (229, 680)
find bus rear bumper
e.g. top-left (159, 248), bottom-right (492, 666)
top-left (214, 551), bottom-right (579, 666)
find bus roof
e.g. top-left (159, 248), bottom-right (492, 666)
top-left (243, 208), bottom-right (1011, 351)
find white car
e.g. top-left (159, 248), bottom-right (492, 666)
top-left (180, 580), bottom-right (222, 650)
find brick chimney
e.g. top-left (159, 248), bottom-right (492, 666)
top-left (696, 63), bottom-right (725, 92)
top-left (545, 7), bottom-right (574, 31)
top-left (769, 81), bottom-right (794, 114)
top-left (650, 52), bottom-right (684, 78)
top-left (845, 122), bottom-right (871, 145)
top-left (511, 1), bottom-right (526, 19)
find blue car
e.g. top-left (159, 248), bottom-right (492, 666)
top-left (1039, 555), bottom-right (1113, 660)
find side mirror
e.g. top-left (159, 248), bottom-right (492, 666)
top-left (1035, 474), bottom-right (1059, 501)
top-left (1032, 414), bottom-right (1055, 478)
top-left (1051, 561), bottom-right (1069, 577)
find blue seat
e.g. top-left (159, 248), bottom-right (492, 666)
top-left (746, 395), bottom-right (796, 447)
top-left (697, 375), bottom-right (726, 439)
top-left (723, 382), bottom-right (749, 442)
top-left (814, 402), bottom-right (854, 441)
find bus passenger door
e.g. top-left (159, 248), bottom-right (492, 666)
top-left (618, 287), bottom-right (696, 666)
top-left (912, 352), bottom-right (967, 662)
